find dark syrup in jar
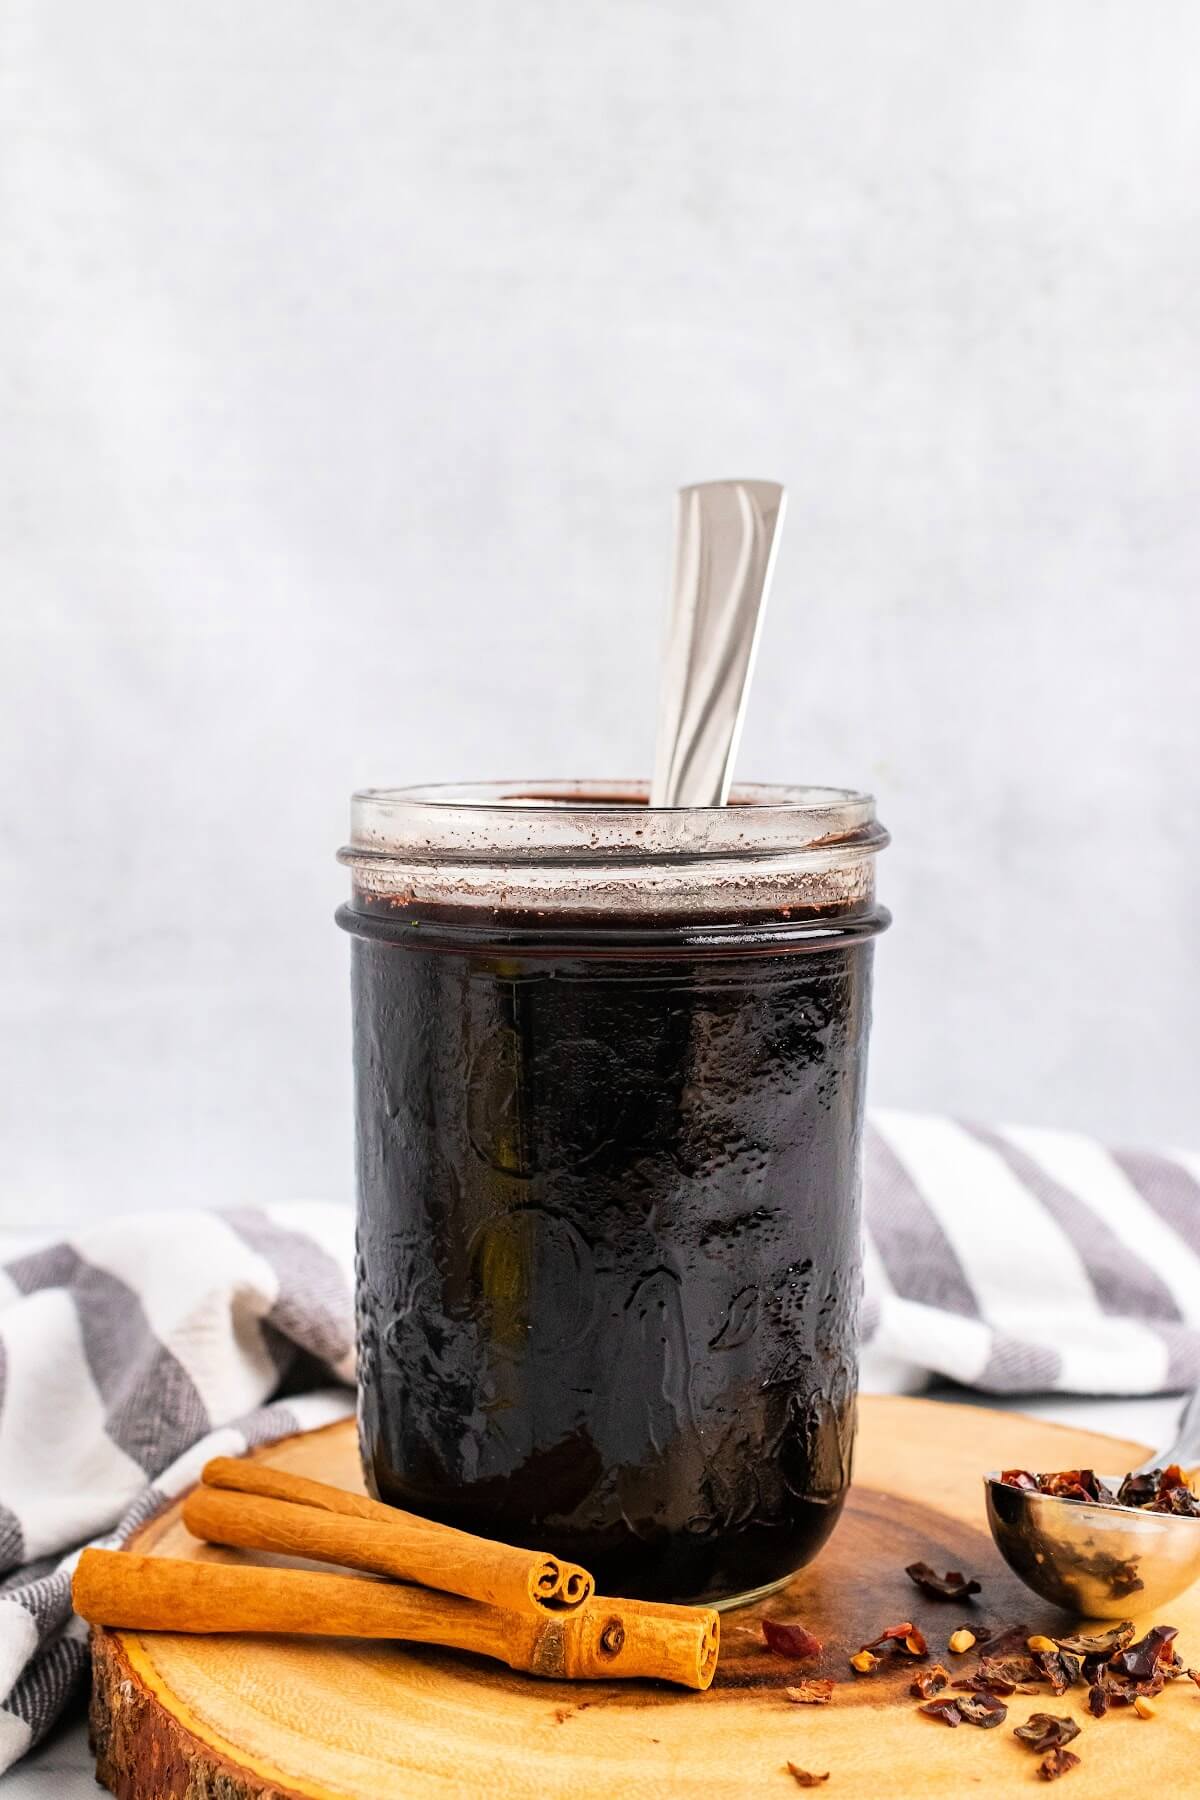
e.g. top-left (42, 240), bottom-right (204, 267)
top-left (340, 899), bottom-right (878, 1604)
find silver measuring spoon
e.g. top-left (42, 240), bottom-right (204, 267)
top-left (984, 1388), bottom-right (1200, 1617)
top-left (650, 479), bottom-right (786, 809)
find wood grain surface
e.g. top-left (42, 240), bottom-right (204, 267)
top-left (89, 1397), bottom-right (1200, 1798)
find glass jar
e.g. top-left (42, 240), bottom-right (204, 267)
top-left (337, 781), bottom-right (888, 1606)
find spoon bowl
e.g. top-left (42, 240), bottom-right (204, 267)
top-left (985, 1473), bottom-right (1200, 1617)
top-left (984, 1387), bottom-right (1200, 1617)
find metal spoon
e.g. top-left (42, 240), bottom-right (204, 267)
top-left (984, 1388), bottom-right (1200, 1617)
top-left (650, 479), bottom-right (786, 808)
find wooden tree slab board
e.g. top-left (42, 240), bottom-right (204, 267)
top-left (89, 1397), bottom-right (1200, 1798)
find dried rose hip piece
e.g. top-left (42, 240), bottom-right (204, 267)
top-left (1119, 1464), bottom-right (1200, 1518)
top-left (1042, 1469), bottom-right (1116, 1504)
top-left (763, 1621), bottom-right (823, 1660)
top-left (905, 1562), bottom-right (982, 1602)
top-left (1052, 1623), bottom-right (1134, 1657)
top-left (861, 1621), bottom-right (927, 1658)
top-left (1038, 1747), bottom-right (1081, 1781)
top-left (786, 1769), bottom-right (830, 1789)
top-left (1031, 1649), bottom-right (1083, 1695)
top-left (921, 1691), bottom-right (1007, 1729)
top-left (1103, 1671), bottom-right (1163, 1706)
top-left (954, 1652), bottom-right (1041, 1696)
top-left (911, 1665), bottom-right (950, 1700)
top-left (954, 1692), bottom-right (1008, 1728)
top-left (919, 1697), bottom-right (963, 1727)
top-left (1087, 1682), bottom-right (1109, 1718)
top-left (1115, 1470), bottom-right (1157, 1508)
top-left (784, 1680), bottom-right (835, 1705)
top-left (1111, 1624), bottom-right (1179, 1683)
top-left (1001, 1468), bottom-right (1105, 1503)
top-left (1013, 1714), bottom-right (1081, 1754)
top-left (862, 1622), bottom-right (916, 1648)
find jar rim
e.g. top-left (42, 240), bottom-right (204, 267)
top-left (339, 780), bottom-right (887, 922)
top-left (343, 779), bottom-right (886, 862)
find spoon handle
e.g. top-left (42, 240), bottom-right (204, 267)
top-left (1140, 1385), bottom-right (1200, 1476)
top-left (650, 479), bottom-right (786, 809)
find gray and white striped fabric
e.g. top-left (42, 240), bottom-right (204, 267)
top-left (0, 1204), bottom-right (356, 1773)
top-left (862, 1112), bottom-right (1200, 1397)
top-left (2, 1114), bottom-right (1199, 1771)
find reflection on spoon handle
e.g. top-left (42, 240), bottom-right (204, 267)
top-left (1139, 1385), bottom-right (1200, 1476)
top-left (650, 480), bottom-right (786, 809)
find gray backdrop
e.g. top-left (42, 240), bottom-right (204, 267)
top-left (3, 1), bottom-right (1197, 1226)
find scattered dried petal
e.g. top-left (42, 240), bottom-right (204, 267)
top-left (947, 1629), bottom-right (976, 1655)
top-left (1027, 1637), bottom-right (1059, 1655)
top-left (1052, 1623), bottom-right (1134, 1657)
top-left (1103, 1671), bottom-right (1164, 1706)
top-left (954, 1691), bottom-right (1009, 1729)
top-left (849, 1651), bottom-right (880, 1675)
top-left (784, 1680), bottom-right (835, 1706)
top-left (1038, 1748), bottom-right (1081, 1781)
top-left (905, 1562), bottom-right (982, 1602)
top-left (1111, 1625), bottom-right (1179, 1683)
top-left (911, 1665), bottom-right (950, 1700)
top-left (858, 1621), bottom-right (927, 1659)
top-left (920, 1691), bottom-right (1008, 1728)
top-left (786, 1767), bottom-right (829, 1788)
top-left (763, 1620), bottom-right (824, 1660)
top-left (1031, 1649), bottom-right (1084, 1696)
top-left (954, 1652), bottom-right (1042, 1696)
top-left (1013, 1714), bottom-right (1081, 1754)
top-left (861, 1622), bottom-right (917, 1650)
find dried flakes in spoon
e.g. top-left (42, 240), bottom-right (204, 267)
top-left (1000, 1464), bottom-right (1200, 1517)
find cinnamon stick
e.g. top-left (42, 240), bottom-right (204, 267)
top-left (196, 1457), bottom-right (593, 1616)
top-left (72, 1550), bottom-right (719, 1690)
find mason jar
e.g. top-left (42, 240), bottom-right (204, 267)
top-left (337, 781), bottom-right (888, 1606)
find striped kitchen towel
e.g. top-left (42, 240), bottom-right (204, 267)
top-left (2, 1115), bottom-right (1200, 1768)
top-left (862, 1112), bottom-right (1200, 1398)
top-left (0, 1205), bottom-right (356, 1772)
